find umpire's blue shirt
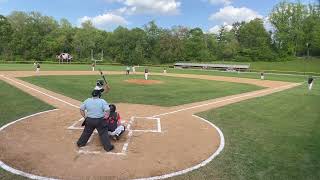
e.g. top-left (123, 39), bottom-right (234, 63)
top-left (80, 97), bottom-right (110, 118)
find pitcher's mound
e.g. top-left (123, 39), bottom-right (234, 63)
top-left (125, 79), bottom-right (163, 85)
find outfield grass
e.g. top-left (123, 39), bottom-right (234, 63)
top-left (177, 57), bottom-right (320, 74)
top-left (0, 63), bottom-right (125, 71)
top-left (0, 63), bottom-right (315, 83)
top-left (172, 83), bottom-right (320, 179)
top-left (21, 75), bottom-right (262, 107)
top-left (1, 58), bottom-right (320, 74)
top-left (0, 80), bottom-right (53, 180)
top-left (250, 58), bottom-right (320, 73)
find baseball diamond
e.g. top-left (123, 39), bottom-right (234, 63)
top-left (0, 71), bottom-right (300, 179)
top-left (1, 1), bottom-right (320, 178)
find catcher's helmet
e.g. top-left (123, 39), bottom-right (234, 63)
top-left (96, 79), bottom-right (104, 87)
top-left (109, 104), bottom-right (116, 112)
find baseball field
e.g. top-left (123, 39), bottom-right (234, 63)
top-left (0, 66), bottom-right (319, 180)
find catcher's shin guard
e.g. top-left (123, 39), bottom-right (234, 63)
top-left (108, 125), bottom-right (125, 139)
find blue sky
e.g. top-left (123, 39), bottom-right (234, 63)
top-left (0, 0), bottom-right (316, 33)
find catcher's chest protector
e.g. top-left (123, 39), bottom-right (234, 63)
top-left (106, 112), bottom-right (118, 132)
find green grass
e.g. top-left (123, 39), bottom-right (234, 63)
top-left (178, 57), bottom-right (320, 74)
top-left (0, 63), bottom-right (125, 71)
top-left (21, 75), bottom-right (262, 107)
top-left (1, 62), bottom-right (316, 83)
top-left (250, 58), bottom-right (320, 73)
top-left (2, 57), bottom-right (319, 74)
top-left (0, 80), bottom-right (53, 180)
top-left (171, 83), bottom-right (320, 179)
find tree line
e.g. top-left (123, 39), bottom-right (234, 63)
top-left (0, 1), bottom-right (319, 65)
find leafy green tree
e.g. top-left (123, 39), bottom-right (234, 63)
top-left (183, 28), bottom-right (210, 61)
top-left (72, 20), bottom-right (96, 59)
top-left (217, 25), bottom-right (239, 60)
top-left (0, 15), bottom-right (13, 57)
top-left (238, 19), bottom-right (274, 61)
top-left (144, 21), bottom-right (163, 63)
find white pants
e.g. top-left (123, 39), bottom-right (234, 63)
top-left (144, 73), bottom-right (148, 80)
top-left (163, 70), bottom-right (167, 74)
top-left (36, 68), bottom-right (40, 72)
top-left (108, 125), bottom-right (125, 136)
top-left (261, 76), bottom-right (264, 80)
top-left (92, 67), bottom-right (95, 71)
top-left (308, 82), bottom-right (313, 90)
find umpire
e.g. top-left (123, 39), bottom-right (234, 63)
top-left (77, 90), bottom-right (114, 151)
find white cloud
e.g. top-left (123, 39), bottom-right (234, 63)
top-left (208, 23), bottom-right (232, 34)
top-left (78, 13), bottom-right (128, 29)
top-left (263, 16), bottom-right (274, 32)
top-left (207, 0), bottom-right (232, 6)
top-left (208, 25), bottom-right (220, 34)
top-left (209, 6), bottom-right (262, 25)
top-left (110, 0), bottom-right (181, 15)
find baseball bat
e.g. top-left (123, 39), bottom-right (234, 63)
top-left (99, 69), bottom-right (108, 84)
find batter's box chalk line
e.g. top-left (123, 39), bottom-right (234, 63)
top-left (68, 116), bottom-right (162, 155)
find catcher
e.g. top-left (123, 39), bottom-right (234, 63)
top-left (104, 104), bottom-right (125, 140)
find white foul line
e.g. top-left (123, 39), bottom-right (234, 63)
top-left (0, 109), bottom-right (59, 132)
top-left (0, 74), bottom-right (299, 180)
top-left (0, 109), bottom-right (61, 180)
top-left (132, 115), bottom-right (225, 180)
top-left (1, 76), bottom-right (80, 109)
top-left (152, 83), bottom-right (299, 118)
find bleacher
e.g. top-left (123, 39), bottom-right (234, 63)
top-left (174, 62), bottom-right (250, 72)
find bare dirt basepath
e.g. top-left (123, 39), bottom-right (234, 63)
top-left (0, 71), bottom-right (300, 180)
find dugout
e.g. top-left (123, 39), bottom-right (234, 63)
top-left (174, 62), bottom-right (250, 72)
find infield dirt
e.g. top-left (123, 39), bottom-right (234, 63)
top-left (0, 71), bottom-right (300, 179)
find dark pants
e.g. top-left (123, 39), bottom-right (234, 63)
top-left (77, 117), bottom-right (113, 151)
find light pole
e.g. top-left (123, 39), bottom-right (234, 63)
top-left (306, 43), bottom-right (310, 59)
top-left (305, 43), bottom-right (310, 76)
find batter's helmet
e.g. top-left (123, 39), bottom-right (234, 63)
top-left (96, 79), bottom-right (104, 87)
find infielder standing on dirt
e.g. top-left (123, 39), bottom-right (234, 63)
top-left (144, 68), bottom-right (149, 80)
top-left (132, 66), bottom-right (136, 73)
top-left (77, 90), bottom-right (114, 151)
top-left (92, 63), bottom-right (95, 71)
top-left (308, 76), bottom-right (314, 91)
top-left (36, 62), bottom-right (40, 73)
top-left (126, 66), bottom-right (130, 75)
top-left (260, 72), bottom-right (264, 80)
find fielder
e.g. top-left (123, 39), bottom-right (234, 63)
top-left (308, 76), bottom-right (314, 91)
top-left (132, 66), bottom-right (136, 73)
top-left (126, 66), bottom-right (130, 75)
top-left (260, 72), bottom-right (264, 80)
top-left (92, 63), bottom-right (95, 71)
top-left (144, 68), bottom-right (149, 80)
top-left (36, 63), bottom-right (40, 73)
